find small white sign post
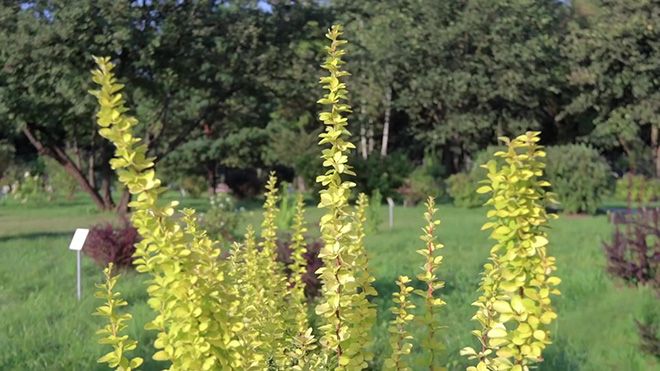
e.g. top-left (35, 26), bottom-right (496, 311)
top-left (68, 228), bottom-right (89, 301)
top-left (386, 197), bottom-right (395, 229)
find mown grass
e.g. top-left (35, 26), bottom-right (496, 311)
top-left (0, 195), bottom-right (658, 370)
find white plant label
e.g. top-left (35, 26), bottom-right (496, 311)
top-left (68, 228), bottom-right (89, 251)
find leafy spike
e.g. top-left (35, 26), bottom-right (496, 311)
top-left (463, 131), bottom-right (560, 371)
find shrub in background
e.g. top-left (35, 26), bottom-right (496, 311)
top-left (276, 181), bottom-right (297, 230)
top-left (276, 236), bottom-right (324, 299)
top-left (0, 139), bottom-right (15, 179)
top-left (446, 173), bottom-right (482, 208)
top-left (615, 173), bottom-right (660, 205)
top-left (366, 189), bottom-right (383, 232)
top-left (43, 156), bottom-right (79, 200)
top-left (83, 222), bottom-right (140, 269)
top-left (603, 207), bottom-right (659, 291)
top-left (199, 192), bottom-right (244, 242)
top-left (446, 146), bottom-right (503, 208)
top-left (12, 171), bottom-right (47, 204)
top-left (544, 144), bottom-right (612, 214)
top-left (353, 150), bottom-right (412, 200)
top-left (178, 175), bottom-right (207, 197)
top-left (399, 152), bottom-right (445, 207)
top-left (400, 165), bottom-right (441, 206)
top-left (604, 205), bottom-right (660, 359)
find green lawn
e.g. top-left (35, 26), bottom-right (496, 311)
top-left (0, 195), bottom-right (658, 370)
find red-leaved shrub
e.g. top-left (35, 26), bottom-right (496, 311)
top-left (604, 208), bottom-right (660, 291)
top-left (83, 222), bottom-right (140, 269)
top-left (604, 206), bottom-right (660, 358)
top-left (276, 236), bottom-right (323, 299)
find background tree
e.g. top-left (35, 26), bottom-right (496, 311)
top-left (561, 0), bottom-right (660, 175)
top-left (260, 1), bottom-right (330, 191)
top-left (398, 0), bottom-right (568, 172)
top-left (0, 0), bottom-right (270, 210)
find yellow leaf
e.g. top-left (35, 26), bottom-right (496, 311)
top-left (487, 328), bottom-right (508, 338)
top-left (476, 186), bottom-right (492, 194)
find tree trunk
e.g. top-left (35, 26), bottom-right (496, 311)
top-left (22, 124), bottom-right (109, 210)
top-left (207, 163), bottom-right (217, 196)
top-left (367, 122), bottom-right (374, 155)
top-left (117, 188), bottom-right (131, 217)
top-left (294, 175), bottom-right (306, 192)
top-left (360, 123), bottom-right (368, 160)
top-left (652, 126), bottom-right (660, 178)
top-left (101, 175), bottom-right (114, 209)
top-left (380, 87), bottom-right (392, 157)
top-left (619, 136), bottom-right (635, 172)
top-left (88, 153), bottom-right (96, 189)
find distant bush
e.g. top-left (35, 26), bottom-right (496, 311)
top-left (398, 152), bottom-right (446, 206)
top-left (179, 175), bottom-right (207, 198)
top-left (446, 173), bottom-right (483, 208)
top-left (446, 147), bottom-right (503, 208)
top-left (603, 207), bottom-right (659, 291)
top-left (546, 144), bottom-right (612, 214)
top-left (399, 165), bottom-right (440, 206)
top-left (0, 140), bottom-right (14, 179)
top-left (615, 173), bottom-right (660, 205)
top-left (604, 206), bottom-right (660, 359)
top-left (276, 236), bottom-right (323, 299)
top-left (43, 157), bottom-right (78, 200)
top-left (276, 182), bottom-right (297, 231)
top-left (199, 193), bottom-right (244, 242)
top-left (353, 151), bottom-right (412, 200)
top-left (12, 171), bottom-right (47, 204)
top-left (83, 222), bottom-right (140, 269)
top-left (366, 189), bottom-right (383, 232)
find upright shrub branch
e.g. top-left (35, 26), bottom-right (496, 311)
top-left (384, 275), bottom-right (415, 371)
top-left (415, 196), bottom-right (446, 370)
top-left (462, 131), bottom-right (561, 371)
top-left (314, 25), bottom-right (375, 370)
top-left (94, 263), bottom-right (143, 371)
top-left (91, 57), bottom-right (245, 370)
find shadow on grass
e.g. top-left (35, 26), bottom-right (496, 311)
top-left (0, 231), bottom-right (72, 243)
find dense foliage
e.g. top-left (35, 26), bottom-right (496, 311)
top-left (604, 208), bottom-right (660, 292)
top-left (83, 222), bottom-right (140, 269)
top-left (2, 1), bottom-right (656, 208)
top-left (604, 203), bottom-right (660, 359)
top-left (199, 193), bottom-right (244, 242)
top-left (462, 132), bottom-right (560, 370)
top-left (88, 26), bottom-right (565, 371)
top-left (276, 235), bottom-right (324, 299)
top-left (615, 173), bottom-right (660, 205)
top-left (446, 147), bottom-right (502, 208)
top-left (545, 144), bottom-right (612, 214)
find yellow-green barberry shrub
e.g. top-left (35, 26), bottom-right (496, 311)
top-left (91, 57), bottom-right (247, 370)
top-left (414, 196), bottom-right (446, 371)
top-left (314, 25), bottom-right (377, 370)
top-left (290, 193), bottom-right (312, 335)
top-left (289, 328), bottom-right (329, 370)
top-left (461, 131), bottom-right (561, 371)
top-left (349, 193), bottom-right (378, 361)
top-left (384, 275), bottom-right (416, 371)
top-left (89, 24), bottom-right (470, 371)
top-left (226, 227), bottom-right (269, 369)
top-left (256, 173), bottom-right (295, 367)
top-left (94, 263), bottom-right (143, 371)
top-left (286, 193), bottom-right (329, 369)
